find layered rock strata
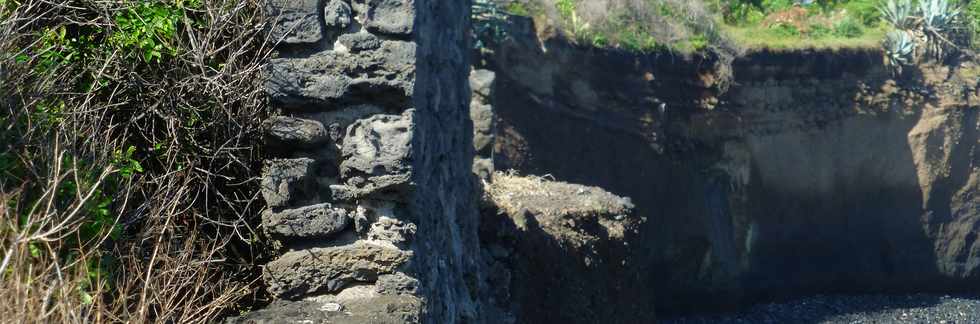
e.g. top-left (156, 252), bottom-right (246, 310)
top-left (487, 16), bottom-right (980, 315)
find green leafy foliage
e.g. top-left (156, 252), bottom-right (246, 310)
top-left (967, 0), bottom-right (980, 46)
top-left (110, 2), bottom-right (183, 62)
top-left (844, 0), bottom-right (882, 26)
top-left (877, 0), bottom-right (966, 72)
top-left (833, 15), bottom-right (865, 37)
top-left (879, 0), bottom-right (915, 29)
top-left (505, 1), bottom-right (534, 16)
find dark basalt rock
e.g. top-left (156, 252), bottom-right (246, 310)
top-left (261, 158), bottom-right (316, 209)
top-left (262, 203), bottom-right (351, 240)
top-left (365, 0), bottom-right (415, 36)
top-left (264, 116), bottom-right (329, 146)
top-left (264, 0), bottom-right (323, 44)
top-left (263, 243), bottom-right (412, 299)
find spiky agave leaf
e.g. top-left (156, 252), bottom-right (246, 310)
top-left (919, 0), bottom-right (961, 32)
top-left (884, 30), bottom-right (916, 74)
top-left (918, 0), bottom-right (962, 59)
top-left (879, 0), bottom-right (915, 29)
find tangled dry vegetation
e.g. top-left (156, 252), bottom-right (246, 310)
top-left (0, 0), bottom-right (274, 322)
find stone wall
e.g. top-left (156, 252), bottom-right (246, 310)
top-left (237, 0), bottom-right (482, 322)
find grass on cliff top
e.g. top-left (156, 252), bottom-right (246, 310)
top-left (496, 0), bottom-right (888, 53)
top-left (725, 24), bottom-right (886, 50)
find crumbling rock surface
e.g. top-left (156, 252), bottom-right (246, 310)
top-left (480, 172), bottom-right (648, 323)
top-left (338, 111), bottom-right (414, 198)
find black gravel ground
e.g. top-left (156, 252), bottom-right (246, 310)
top-left (661, 294), bottom-right (980, 324)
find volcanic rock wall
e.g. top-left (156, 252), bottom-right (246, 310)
top-left (238, 1), bottom-right (483, 322)
top-left (487, 16), bottom-right (980, 315)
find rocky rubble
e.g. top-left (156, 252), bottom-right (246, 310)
top-left (663, 294), bottom-right (980, 324)
top-left (479, 172), bottom-right (649, 323)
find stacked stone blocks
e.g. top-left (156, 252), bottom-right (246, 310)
top-left (258, 0), bottom-right (427, 321)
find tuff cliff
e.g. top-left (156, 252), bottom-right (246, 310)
top-left (485, 16), bottom-right (980, 316)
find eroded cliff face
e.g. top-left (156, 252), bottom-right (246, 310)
top-left (486, 17), bottom-right (980, 315)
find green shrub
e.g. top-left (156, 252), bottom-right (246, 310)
top-left (967, 0), bottom-right (980, 46)
top-left (845, 0), bottom-right (882, 26)
top-left (833, 16), bottom-right (865, 37)
top-left (556, 0), bottom-right (575, 19)
top-left (613, 24), bottom-right (660, 52)
top-left (0, 0), bottom-right (273, 322)
top-left (809, 23), bottom-right (833, 38)
top-left (506, 1), bottom-right (533, 16)
top-left (770, 23), bottom-right (801, 36)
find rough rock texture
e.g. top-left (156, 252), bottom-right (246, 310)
top-left (265, 40), bottom-right (417, 107)
top-left (231, 294), bottom-right (422, 324)
top-left (261, 158), bottom-right (316, 209)
top-left (264, 116), bottom-right (329, 146)
top-left (470, 69), bottom-right (496, 180)
top-left (239, 0), bottom-right (484, 322)
top-left (264, 0), bottom-right (323, 44)
top-left (365, 0), bottom-right (415, 36)
top-left (262, 203), bottom-right (351, 239)
top-left (480, 172), bottom-right (647, 323)
top-left (264, 244), bottom-right (412, 299)
top-left (337, 111), bottom-right (414, 198)
top-left (486, 16), bottom-right (980, 315)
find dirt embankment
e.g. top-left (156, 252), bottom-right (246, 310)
top-left (485, 16), bottom-right (980, 315)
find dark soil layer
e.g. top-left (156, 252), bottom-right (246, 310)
top-left (662, 294), bottom-right (980, 324)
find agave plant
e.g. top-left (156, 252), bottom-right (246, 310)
top-left (884, 30), bottom-right (916, 74)
top-left (919, 0), bottom-right (961, 32)
top-left (919, 0), bottom-right (962, 59)
top-left (879, 0), bottom-right (915, 29)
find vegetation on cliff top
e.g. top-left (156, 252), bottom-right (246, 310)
top-left (488, 0), bottom-right (976, 52)
top-left (0, 0), bottom-right (272, 322)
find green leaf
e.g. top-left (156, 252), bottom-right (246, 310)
top-left (28, 243), bottom-right (41, 258)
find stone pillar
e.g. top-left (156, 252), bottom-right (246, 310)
top-left (470, 69), bottom-right (496, 181)
top-left (239, 0), bottom-right (482, 322)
